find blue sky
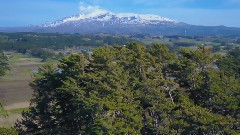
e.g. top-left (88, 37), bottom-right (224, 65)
top-left (0, 0), bottom-right (240, 27)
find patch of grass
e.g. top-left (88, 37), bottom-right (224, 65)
top-left (9, 53), bottom-right (28, 63)
top-left (1, 107), bottom-right (29, 116)
top-left (0, 101), bottom-right (7, 117)
top-left (8, 108), bottom-right (29, 114)
top-left (213, 52), bottom-right (227, 56)
top-left (44, 58), bottom-right (59, 65)
top-left (19, 68), bottom-right (34, 76)
top-left (6, 52), bottom-right (42, 63)
top-left (0, 109), bottom-right (8, 117)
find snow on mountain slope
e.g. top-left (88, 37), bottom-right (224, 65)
top-left (2, 6), bottom-right (240, 36)
top-left (41, 10), bottom-right (177, 28)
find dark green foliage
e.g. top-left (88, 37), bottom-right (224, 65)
top-left (217, 47), bottom-right (240, 77)
top-left (0, 33), bottom-right (138, 50)
top-left (0, 33), bottom-right (140, 61)
top-left (0, 50), bottom-right (9, 76)
top-left (175, 46), bottom-right (240, 132)
top-left (170, 96), bottom-right (236, 135)
top-left (15, 43), bottom-right (240, 134)
top-left (174, 42), bottom-right (195, 47)
top-left (212, 45), bottom-right (221, 53)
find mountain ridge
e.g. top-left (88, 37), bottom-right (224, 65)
top-left (1, 10), bottom-right (240, 36)
top-left (40, 11), bottom-right (177, 28)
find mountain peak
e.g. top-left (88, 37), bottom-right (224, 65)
top-left (41, 10), bottom-right (177, 27)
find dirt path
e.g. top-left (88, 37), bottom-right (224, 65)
top-left (3, 102), bottom-right (30, 111)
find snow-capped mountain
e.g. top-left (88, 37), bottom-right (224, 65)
top-left (41, 11), bottom-right (177, 28)
top-left (32, 10), bottom-right (188, 35)
top-left (1, 10), bottom-right (240, 36)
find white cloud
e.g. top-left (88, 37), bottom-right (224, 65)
top-left (78, 1), bottom-right (108, 15)
top-left (75, 1), bottom-right (240, 27)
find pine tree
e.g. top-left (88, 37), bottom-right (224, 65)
top-left (15, 43), bottom-right (240, 135)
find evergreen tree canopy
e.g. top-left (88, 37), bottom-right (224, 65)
top-left (15, 43), bottom-right (240, 135)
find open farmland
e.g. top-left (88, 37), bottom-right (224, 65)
top-left (0, 52), bottom-right (43, 110)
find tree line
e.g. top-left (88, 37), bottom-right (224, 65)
top-left (12, 42), bottom-right (240, 134)
top-left (0, 33), bottom-right (139, 62)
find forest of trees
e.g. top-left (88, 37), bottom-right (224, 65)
top-left (0, 33), bottom-right (137, 50)
top-left (0, 33), bottom-right (140, 62)
top-left (12, 42), bottom-right (240, 135)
